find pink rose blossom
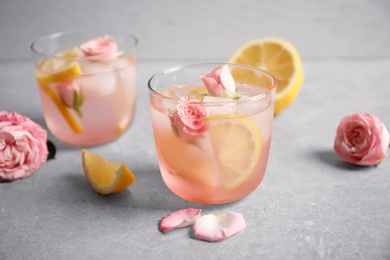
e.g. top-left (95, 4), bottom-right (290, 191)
top-left (200, 64), bottom-right (236, 97)
top-left (334, 112), bottom-right (389, 166)
top-left (0, 111), bottom-right (48, 181)
top-left (171, 96), bottom-right (209, 141)
top-left (192, 212), bottom-right (246, 242)
top-left (55, 81), bottom-right (83, 116)
top-left (159, 208), bottom-right (202, 233)
top-left (80, 35), bottom-right (118, 61)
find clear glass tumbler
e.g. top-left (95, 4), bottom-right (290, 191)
top-left (31, 30), bottom-right (137, 146)
top-left (148, 63), bottom-right (277, 204)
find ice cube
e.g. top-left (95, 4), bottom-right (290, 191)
top-left (159, 86), bottom-right (180, 99)
top-left (235, 94), bottom-right (270, 115)
top-left (78, 72), bottom-right (117, 99)
top-left (114, 56), bottom-right (136, 84)
top-left (202, 96), bottom-right (237, 115)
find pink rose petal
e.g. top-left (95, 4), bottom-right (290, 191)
top-left (159, 208), bottom-right (202, 233)
top-left (192, 211), bottom-right (246, 242)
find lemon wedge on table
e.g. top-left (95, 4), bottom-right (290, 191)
top-left (207, 114), bottom-right (262, 190)
top-left (81, 149), bottom-right (136, 195)
top-left (228, 37), bottom-right (304, 115)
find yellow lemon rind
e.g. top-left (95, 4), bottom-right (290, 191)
top-left (228, 36), bottom-right (304, 115)
top-left (81, 149), bottom-right (136, 195)
top-left (39, 82), bottom-right (84, 133)
top-left (207, 114), bottom-right (262, 190)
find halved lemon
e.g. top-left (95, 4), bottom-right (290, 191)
top-left (81, 149), bottom-right (136, 195)
top-left (207, 114), bottom-right (262, 190)
top-left (228, 37), bottom-right (303, 115)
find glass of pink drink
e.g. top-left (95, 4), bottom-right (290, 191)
top-left (148, 63), bottom-right (277, 204)
top-left (31, 31), bottom-right (137, 146)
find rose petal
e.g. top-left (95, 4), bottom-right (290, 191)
top-left (192, 211), bottom-right (246, 242)
top-left (219, 65), bottom-right (236, 94)
top-left (159, 208), bottom-right (202, 233)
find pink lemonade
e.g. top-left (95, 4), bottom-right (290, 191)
top-left (150, 80), bottom-right (275, 204)
top-left (36, 54), bottom-right (136, 146)
top-left (32, 32), bottom-right (137, 146)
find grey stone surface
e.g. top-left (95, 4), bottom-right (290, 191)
top-left (1, 1), bottom-right (390, 259)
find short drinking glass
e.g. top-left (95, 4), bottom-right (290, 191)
top-left (148, 63), bottom-right (276, 204)
top-left (31, 30), bottom-right (137, 146)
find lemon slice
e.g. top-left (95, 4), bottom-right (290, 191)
top-left (37, 47), bottom-right (82, 85)
top-left (39, 83), bottom-right (84, 133)
top-left (81, 149), bottom-right (136, 195)
top-left (189, 87), bottom-right (208, 100)
top-left (207, 114), bottom-right (262, 190)
top-left (36, 47), bottom-right (84, 133)
top-left (117, 116), bottom-right (130, 134)
top-left (228, 37), bottom-right (304, 115)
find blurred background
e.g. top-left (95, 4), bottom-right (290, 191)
top-left (0, 0), bottom-right (389, 60)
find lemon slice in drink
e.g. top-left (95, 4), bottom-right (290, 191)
top-left (189, 87), bottom-right (208, 100)
top-left (36, 47), bottom-right (84, 133)
top-left (228, 37), bottom-right (303, 115)
top-left (37, 47), bottom-right (82, 85)
top-left (81, 149), bottom-right (136, 195)
top-left (207, 114), bottom-right (262, 190)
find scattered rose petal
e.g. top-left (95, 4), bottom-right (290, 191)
top-left (192, 211), bottom-right (246, 242)
top-left (159, 208), bottom-right (202, 233)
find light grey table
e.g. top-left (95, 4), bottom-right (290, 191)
top-left (1, 1), bottom-right (390, 259)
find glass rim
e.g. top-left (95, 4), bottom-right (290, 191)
top-left (147, 62), bottom-right (277, 105)
top-left (30, 29), bottom-right (138, 60)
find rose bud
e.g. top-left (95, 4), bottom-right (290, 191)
top-left (171, 96), bottom-right (209, 141)
top-left (334, 112), bottom-right (390, 166)
top-left (200, 64), bottom-right (237, 98)
top-left (55, 81), bottom-right (84, 116)
top-left (80, 35), bottom-right (118, 61)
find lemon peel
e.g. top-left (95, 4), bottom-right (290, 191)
top-left (228, 37), bottom-right (303, 115)
top-left (81, 149), bottom-right (136, 195)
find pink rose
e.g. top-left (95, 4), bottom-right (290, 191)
top-left (55, 81), bottom-right (83, 116)
top-left (200, 64), bottom-right (236, 97)
top-left (334, 112), bottom-right (389, 166)
top-left (0, 111), bottom-right (48, 181)
top-left (80, 35), bottom-right (118, 61)
top-left (171, 96), bottom-right (209, 141)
